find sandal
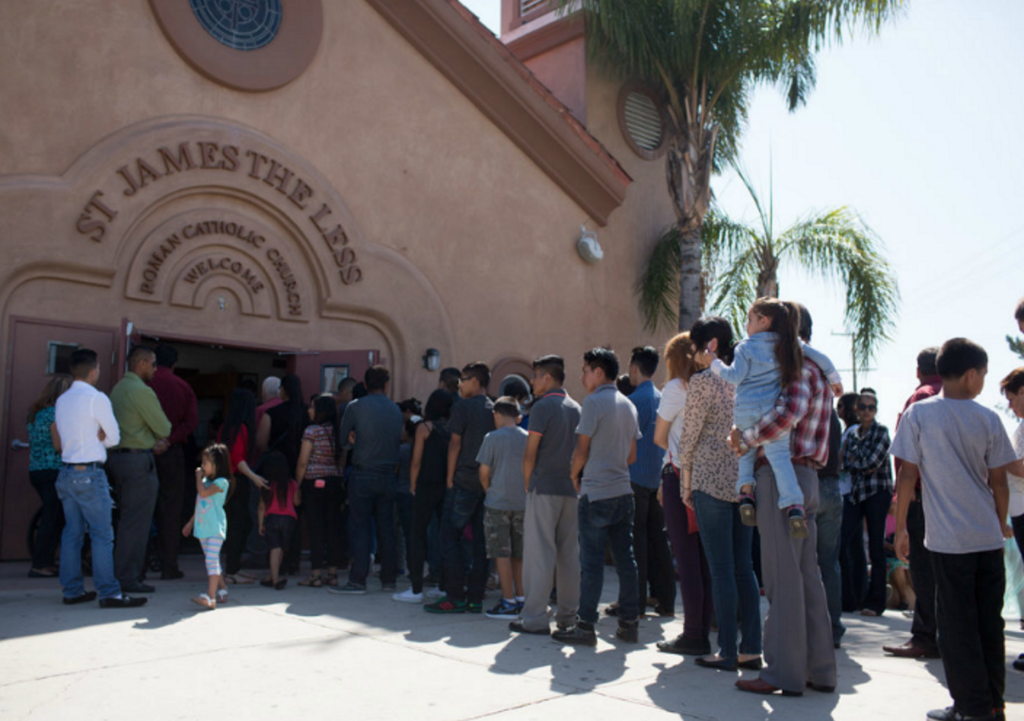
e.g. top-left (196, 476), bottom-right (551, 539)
top-left (298, 575), bottom-right (324, 587)
top-left (260, 578), bottom-right (275, 588)
top-left (217, 589), bottom-right (229, 603)
top-left (325, 574), bottom-right (339, 587)
top-left (190, 593), bottom-right (216, 610)
top-left (224, 574), bottom-right (255, 585)
top-left (275, 578), bottom-right (287, 590)
top-left (861, 608), bottom-right (881, 617)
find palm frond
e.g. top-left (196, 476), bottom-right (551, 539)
top-left (636, 226), bottom-right (683, 332)
top-left (777, 207), bottom-right (900, 366)
top-left (707, 246), bottom-right (760, 339)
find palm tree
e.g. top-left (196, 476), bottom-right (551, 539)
top-left (695, 167), bottom-right (899, 368)
top-left (559, 0), bottom-right (904, 331)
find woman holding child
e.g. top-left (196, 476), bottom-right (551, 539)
top-left (654, 332), bottom-right (715, 656)
top-left (678, 316), bottom-right (763, 670)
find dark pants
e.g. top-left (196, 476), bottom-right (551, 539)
top-left (578, 493), bottom-right (639, 624)
top-left (441, 485), bottom-right (487, 604)
top-left (154, 444), bottom-right (185, 574)
top-left (29, 468), bottom-right (64, 569)
top-left (908, 498), bottom-right (939, 649)
top-left (661, 466), bottom-right (714, 640)
top-left (394, 491), bottom-right (414, 574)
top-left (106, 451), bottom-right (158, 586)
top-left (631, 483), bottom-right (676, 610)
top-left (348, 471), bottom-right (397, 587)
top-left (840, 492), bottom-right (868, 611)
top-left (304, 476), bottom-right (345, 571)
top-left (932, 549), bottom-right (1005, 717)
top-left (842, 490), bottom-right (891, 614)
top-left (410, 483), bottom-right (447, 593)
top-left (223, 479), bottom-right (251, 576)
top-left (1012, 514), bottom-right (1024, 577)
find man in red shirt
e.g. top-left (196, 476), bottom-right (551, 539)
top-left (883, 347), bottom-right (942, 659)
top-left (148, 344), bottom-right (198, 579)
top-left (730, 304), bottom-right (837, 697)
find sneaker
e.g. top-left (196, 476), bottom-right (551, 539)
top-left (486, 600), bottom-right (520, 619)
top-left (424, 597), bottom-right (467, 613)
top-left (551, 622), bottom-right (597, 647)
top-left (393, 588), bottom-right (423, 604)
top-left (926, 707), bottom-right (998, 721)
top-left (787, 505), bottom-right (809, 538)
top-left (328, 581), bottom-right (367, 595)
top-left (424, 586), bottom-right (445, 599)
top-left (738, 494), bottom-right (757, 526)
top-left (467, 600), bottom-right (483, 614)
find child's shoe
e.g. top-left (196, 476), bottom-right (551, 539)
top-left (191, 593), bottom-right (215, 610)
top-left (787, 505), bottom-right (809, 538)
top-left (216, 589), bottom-right (229, 603)
top-left (485, 599), bottom-right (520, 619)
top-left (738, 494), bottom-right (757, 527)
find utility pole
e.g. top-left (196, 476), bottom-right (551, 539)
top-left (831, 330), bottom-right (857, 392)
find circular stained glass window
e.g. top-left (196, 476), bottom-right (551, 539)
top-left (188, 0), bottom-right (282, 51)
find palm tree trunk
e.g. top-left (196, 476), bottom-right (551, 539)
top-left (667, 127), bottom-right (715, 332)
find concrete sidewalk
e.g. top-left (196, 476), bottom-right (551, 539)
top-left (1, 557), bottom-right (1022, 720)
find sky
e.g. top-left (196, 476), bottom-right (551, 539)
top-left (461, 0), bottom-right (1024, 433)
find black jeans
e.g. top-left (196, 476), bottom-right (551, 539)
top-left (30, 468), bottom-right (64, 569)
top-left (409, 483), bottom-right (446, 593)
top-left (932, 549), bottom-right (1005, 717)
top-left (154, 444), bottom-right (185, 573)
top-left (841, 491), bottom-right (890, 612)
top-left (348, 471), bottom-right (396, 587)
top-left (303, 476), bottom-right (345, 571)
top-left (908, 498), bottom-right (938, 649)
top-left (394, 491), bottom-right (414, 574)
top-left (631, 483), bottom-right (676, 610)
top-left (223, 479), bottom-right (251, 576)
top-left (441, 485), bottom-right (487, 604)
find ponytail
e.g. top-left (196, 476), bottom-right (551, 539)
top-left (751, 297), bottom-right (804, 387)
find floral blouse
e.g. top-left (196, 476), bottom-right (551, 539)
top-left (28, 406), bottom-right (62, 472)
top-left (676, 371), bottom-right (738, 503)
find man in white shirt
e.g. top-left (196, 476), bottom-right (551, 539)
top-left (54, 349), bottom-right (146, 608)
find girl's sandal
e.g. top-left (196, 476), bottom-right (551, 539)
top-left (191, 593), bottom-right (216, 610)
top-left (298, 575), bottom-right (324, 588)
top-left (217, 589), bottom-right (229, 604)
top-left (325, 574), bottom-right (339, 587)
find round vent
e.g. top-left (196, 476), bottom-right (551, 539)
top-left (617, 84), bottom-right (668, 160)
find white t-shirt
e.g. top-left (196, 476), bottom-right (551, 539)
top-left (889, 396), bottom-right (1017, 554)
top-left (1008, 421), bottom-right (1024, 518)
top-left (657, 379), bottom-right (687, 468)
top-left (54, 380), bottom-right (120, 464)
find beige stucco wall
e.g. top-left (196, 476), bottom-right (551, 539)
top-left (0, 0), bottom-right (677, 404)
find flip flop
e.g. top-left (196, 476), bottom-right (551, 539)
top-left (224, 575), bottom-right (255, 585)
top-left (298, 576), bottom-right (324, 587)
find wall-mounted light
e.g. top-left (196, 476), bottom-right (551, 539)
top-left (577, 225), bottom-right (603, 264)
top-left (423, 348), bottom-right (441, 372)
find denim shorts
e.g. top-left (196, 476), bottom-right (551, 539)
top-left (484, 508), bottom-right (524, 559)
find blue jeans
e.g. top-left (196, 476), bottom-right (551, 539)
top-left (440, 485), bottom-right (488, 603)
top-left (348, 471), bottom-right (397, 586)
top-left (691, 490), bottom-right (762, 659)
top-left (578, 494), bottom-right (639, 624)
top-left (55, 466), bottom-right (120, 600)
top-left (737, 428), bottom-right (802, 508)
top-left (816, 476), bottom-right (845, 644)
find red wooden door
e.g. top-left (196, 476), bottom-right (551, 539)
top-left (1, 319), bottom-right (117, 559)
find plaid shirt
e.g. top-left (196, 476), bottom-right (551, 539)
top-left (841, 421), bottom-right (893, 503)
top-left (740, 358), bottom-right (832, 469)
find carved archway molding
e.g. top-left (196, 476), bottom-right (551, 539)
top-left (0, 114), bottom-right (456, 387)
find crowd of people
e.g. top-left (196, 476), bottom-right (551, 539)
top-left (25, 296), bottom-right (1024, 721)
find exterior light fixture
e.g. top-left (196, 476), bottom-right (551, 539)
top-left (577, 225), bottom-right (603, 264)
top-left (423, 348), bottom-right (441, 371)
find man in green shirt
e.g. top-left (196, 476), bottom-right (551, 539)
top-left (107, 346), bottom-right (171, 593)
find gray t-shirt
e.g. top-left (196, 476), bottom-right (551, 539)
top-left (527, 389), bottom-right (581, 496)
top-left (577, 384), bottom-right (641, 501)
top-left (449, 394), bottom-right (495, 491)
top-left (889, 396), bottom-right (1017, 554)
top-left (476, 425), bottom-right (528, 511)
top-left (337, 393), bottom-right (403, 475)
